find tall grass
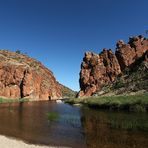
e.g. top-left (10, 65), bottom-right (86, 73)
top-left (65, 93), bottom-right (148, 112)
top-left (0, 98), bottom-right (29, 104)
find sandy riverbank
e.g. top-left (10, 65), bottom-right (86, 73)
top-left (0, 135), bottom-right (65, 148)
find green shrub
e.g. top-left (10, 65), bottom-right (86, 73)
top-left (113, 80), bottom-right (125, 89)
top-left (15, 50), bottom-right (21, 54)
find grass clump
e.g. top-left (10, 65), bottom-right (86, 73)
top-left (46, 112), bottom-right (60, 122)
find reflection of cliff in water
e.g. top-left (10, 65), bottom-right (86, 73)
top-left (81, 107), bottom-right (148, 148)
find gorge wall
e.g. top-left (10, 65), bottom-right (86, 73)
top-left (78, 35), bottom-right (148, 97)
top-left (0, 50), bottom-right (62, 100)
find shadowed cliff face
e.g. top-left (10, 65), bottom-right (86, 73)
top-left (0, 50), bottom-right (62, 100)
top-left (78, 35), bottom-right (148, 97)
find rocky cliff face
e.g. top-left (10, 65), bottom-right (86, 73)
top-left (0, 50), bottom-right (62, 100)
top-left (116, 35), bottom-right (148, 71)
top-left (78, 35), bottom-right (148, 97)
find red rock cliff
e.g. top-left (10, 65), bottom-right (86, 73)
top-left (116, 35), bottom-right (148, 70)
top-left (78, 35), bottom-right (148, 97)
top-left (0, 50), bottom-right (62, 100)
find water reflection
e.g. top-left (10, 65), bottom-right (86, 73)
top-left (0, 102), bottom-right (148, 148)
top-left (0, 101), bottom-right (86, 148)
top-left (81, 107), bottom-right (148, 148)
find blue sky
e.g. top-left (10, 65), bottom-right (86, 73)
top-left (0, 0), bottom-right (147, 91)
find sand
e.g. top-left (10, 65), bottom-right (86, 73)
top-left (0, 135), bottom-right (64, 148)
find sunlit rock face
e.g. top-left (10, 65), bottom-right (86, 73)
top-left (0, 50), bottom-right (62, 100)
top-left (78, 35), bottom-right (148, 97)
top-left (116, 35), bottom-right (148, 71)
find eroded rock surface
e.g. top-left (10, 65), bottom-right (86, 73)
top-left (116, 35), bottom-right (148, 70)
top-left (0, 50), bottom-right (62, 100)
top-left (78, 35), bottom-right (148, 97)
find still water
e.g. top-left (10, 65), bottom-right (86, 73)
top-left (0, 101), bottom-right (148, 148)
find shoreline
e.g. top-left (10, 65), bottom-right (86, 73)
top-left (0, 135), bottom-right (65, 148)
top-left (0, 97), bottom-right (66, 104)
top-left (65, 93), bottom-right (148, 112)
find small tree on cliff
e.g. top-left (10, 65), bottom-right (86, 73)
top-left (15, 49), bottom-right (21, 54)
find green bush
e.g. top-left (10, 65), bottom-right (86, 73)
top-left (15, 50), bottom-right (21, 54)
top-left (113, 80), bottom-right (125, 89)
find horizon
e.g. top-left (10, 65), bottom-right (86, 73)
top-left (0, 0), bottom-right (147, 91)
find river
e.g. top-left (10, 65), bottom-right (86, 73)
top-left (0, 101), bottom-right (148, 148)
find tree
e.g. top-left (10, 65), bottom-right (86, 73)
top-left (15, 49), bottom-right (21, 54)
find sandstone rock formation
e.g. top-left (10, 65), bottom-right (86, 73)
top-left (116, 35), bottom-right (148, 71)
top-left (78, 35), bottom-right (148, 97)
top-left (0, 50), bottom-right (62, 100)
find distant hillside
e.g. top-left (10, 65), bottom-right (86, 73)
top-left (59, 84), bottom-right (77, 98)
top-left (78, 35), bottom-right (148, 97)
